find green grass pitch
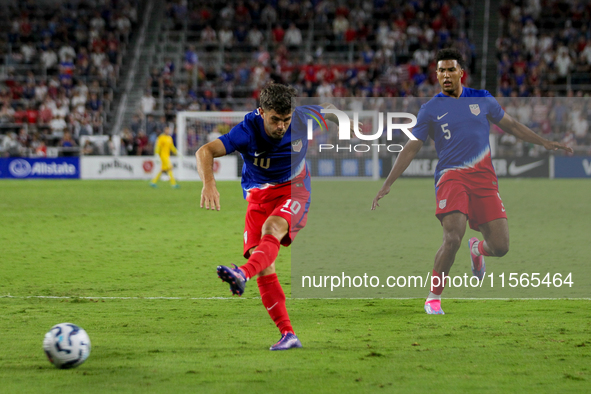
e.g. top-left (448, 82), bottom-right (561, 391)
top-left (1, 179), bottom-right (590, 393)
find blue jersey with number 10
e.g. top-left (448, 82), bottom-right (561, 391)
top-left (219, 105), bottom-right (322, 197)
top-left (411, 88), bottom-right (505, 186)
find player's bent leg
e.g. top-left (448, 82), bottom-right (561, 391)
top-left (478, 218), bottom-right (510, 257)
top-left (426, 211), bottom-right (467, 315)
top-left (150, 170), bottom-right (162, 187)
top-left (469, 237), bottom-right (485, 281)
top-left (255, 262), bottom-right (300, 350)
top-left (166, 170), bottom-right (179, 188)
top-left (434, 212), bottom-right (467, 275)
top-left (216, 264), bottom-right (247, 296)
top-left (239, 216), bottom-right (288, 280)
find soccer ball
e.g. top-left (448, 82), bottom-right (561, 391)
top-left (43, 323), bottom-right (91, 369)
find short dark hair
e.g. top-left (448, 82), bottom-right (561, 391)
top-left (435, 48), bottom-right (465, 69)
top-left (259, 82), bottom-right (297, 115)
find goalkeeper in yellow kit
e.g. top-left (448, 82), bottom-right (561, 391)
top-left (150, 126), bottom-right (179, 188)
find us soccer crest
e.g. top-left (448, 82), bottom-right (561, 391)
top-left (469, 104), bottom-right (480, 116)
top-left (291, 138), bottom-right (302, 152)
top-left (439, 199), bottom-right (447, 209)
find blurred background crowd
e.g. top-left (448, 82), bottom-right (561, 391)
top-left (0, 0), bottom-right (590, 158)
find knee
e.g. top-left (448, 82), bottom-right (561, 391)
top-left (262, 217), bottom-right (288, 239)
top-left (491, 243), bottom-right (509, 257)
top-left (443, 232), bottom-right (463, 252)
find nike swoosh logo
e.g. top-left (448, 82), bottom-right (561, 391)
top-left (267, 302), bottom-right (278, 311)
top-left (437, 112), bottom-right (448, 120)
top-left (254, 151), bottom-right (266, 157)
top-left (508, 160), bottom-right (545, 176)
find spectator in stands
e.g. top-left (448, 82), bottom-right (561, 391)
top-left (140, 90), bottom-right (156, 115)
top-left (218, 25), bottom-right (234, 49)
top-left (41, 48), bottom-right (58, 72)
top-left (17, 127), bottom-right (30, 149)
top-left (130, 114), bottom-right (142, 136)
top-left (32, 135), bottom-right (47, 157)
top-left (135, 131), bottom-right (149, 155)
top-left (39, 97), bottom-right (54, 126)
top-left (120, 127), bottom-right (136, 155)
top-left (284, 23), bottom-right (302, 51)
top-left (555, 46), bottom-right (573, 85)
top-left (272, 24), bottom-right (285, 45)
top-left (59, 131), bottom-right (77, 156)
top-left (163, 78), bottom-right (177, 100)
top-left (82, 139), bottom-right (100, 155)
top-left (114, 12), bottom-right (132, 42)
top-left (0, 102), bottom-right (15, 124)
top-left (201, 25), bottom-right (218, 51)
top-left (261, 3), bottom-right (278, 26)
top-left (76, 118), bottom-right (94, 139)
top-left (184, 45), bottom-right (199, 73)
top-left (71, 89), bottom-right (87, 109)
top-left (35, 80), bottom-right (48, 103)
top-left (316, 79), bottom-right (333, 98)
top-left (247, 25), bottom-right (264, 50)
top-left (50, 114), bottom-right (68, 138)
top-left (58, 41), bottom-right (76, 64)
top-left (25, 104), bottom-right (39, 127)
top-left (571, 111), bottom-right (589, 145)
top-left (1, 133), bottom-right (21, 157)
top-left (332, 14), bottom-right (349, 46)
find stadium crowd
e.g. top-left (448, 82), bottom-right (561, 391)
top-left (1, 0), bottom-right (590, 158)
top-left (0, 0), bottom-right (138, 157)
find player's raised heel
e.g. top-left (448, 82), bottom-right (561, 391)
top-left (171, 184), bottom-right (180, 189)
top-left (269, 333), bottom-right (303, 351)
top-left (469, 237), bottom-right (485, 281)
top-left (424, 299), bottom-right (445, 315)
top-left (216, 264), bottom-right (246, 296)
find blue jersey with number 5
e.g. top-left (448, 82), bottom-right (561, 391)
top-left (412, 88), bottom-right (505, 186)
top-left (219, 105), bottom-right (322, 197)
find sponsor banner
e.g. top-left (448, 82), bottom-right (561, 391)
top-left (178, 155), bottom-right (237, 181)
top-left (80, 156), bottom-right (238, 180)
top-left (402, 157), bottom-right (549, 178)
top-left (554, 156), bottom-right (591, 178)
top-left (0, 157), bottom-right (80, 179)
top-left (493, 157), bottom-right (549, 177)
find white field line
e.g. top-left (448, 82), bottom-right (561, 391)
top-left (1, 295), bottom-right (589, 301)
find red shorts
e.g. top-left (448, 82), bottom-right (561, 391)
top-left (243, 178), bottom-right (311, 258)
top-left (435, 172), bottom-right (507, 231)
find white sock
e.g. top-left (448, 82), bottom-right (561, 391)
top-left (472, 240), bottom-right (481, 256)
top-left (426, 292), bottom-right (441, 302)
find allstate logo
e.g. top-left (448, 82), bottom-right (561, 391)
top-left (9, 159), bottom-right (32, 178)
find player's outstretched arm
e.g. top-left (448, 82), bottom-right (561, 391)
top-left (371, 139), bottom-right (423, 210)
top-left (196, 139), bottom-right (227, 211)
top-left (497, 113), bottom-right (574, 154)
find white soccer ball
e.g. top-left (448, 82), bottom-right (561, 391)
top-left (43, 323), bottom-right (91, 369)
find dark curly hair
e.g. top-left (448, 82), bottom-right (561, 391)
top-left (259, 82), bottom-right (297, 115)
top-left (435, 48), bottom-right (465, 69)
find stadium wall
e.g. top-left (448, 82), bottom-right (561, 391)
top-left (0, 158), bottom-right (80, 179)
top-left (2, 156), bottom-right (588, 180)
top-left (80, 156), bottom-right (237, 180)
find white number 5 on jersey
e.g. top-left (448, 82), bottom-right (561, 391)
top-left (441, 123), bottom-right (451, 140)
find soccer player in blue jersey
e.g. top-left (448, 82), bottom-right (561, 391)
top-left (371, 48), bottom-right (572, 315)
top-left (196, 83), bottom-right (340, 350)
